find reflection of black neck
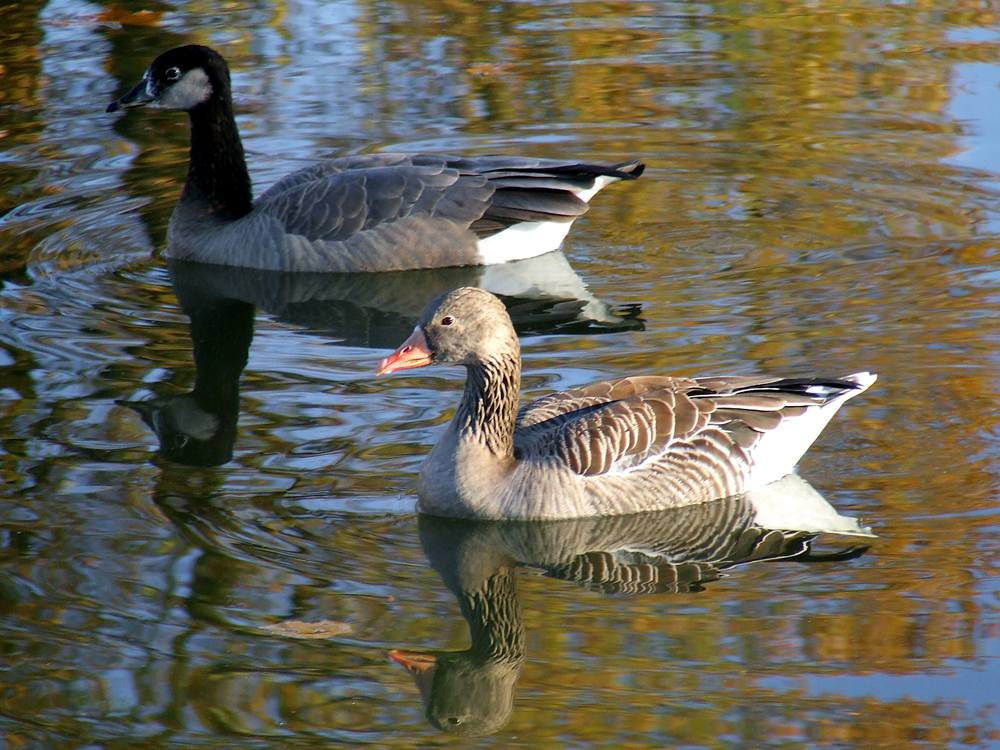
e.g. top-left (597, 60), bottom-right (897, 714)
top-left (129, 275), bottom-right (256, 467)
top-left (188, 294), bottom-right (254, 421)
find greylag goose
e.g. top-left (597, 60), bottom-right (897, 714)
top-left (378, 287), bottom-right (876, 520)
top-left (106, 45), bottom-right (644, 273)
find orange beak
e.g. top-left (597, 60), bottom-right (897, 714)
top-left (389, 649), bottom-right (438, 705)
top-left (377, 328), bottom-right (433, 375)
top-left (388, 649), bottom-right (438, 674)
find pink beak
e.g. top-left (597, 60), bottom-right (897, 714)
top-left (377, 328), bottom-right (433, 375)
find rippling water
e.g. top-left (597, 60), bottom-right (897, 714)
top-left (2, 0), bottom-right (999, 747)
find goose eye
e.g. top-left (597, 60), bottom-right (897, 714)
top-left (440, 316), bottom-right (454, 326)
top-left (165, 66), bottom-right (182, 82)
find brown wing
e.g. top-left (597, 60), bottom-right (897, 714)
top-left (514, 378), bottom-right (711, 475)
top-left (516, 376), bottom-right (697, 429)
top-left (514, 375), bottom-right (860, 477)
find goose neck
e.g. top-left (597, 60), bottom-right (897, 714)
top-left (183, 98), bottom-right (254, 220)
top-left (461, 568), bottom-right (525, 662)
top-left (456, 353), bottom-right (521, 458)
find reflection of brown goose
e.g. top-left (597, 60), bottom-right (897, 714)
top-left (379, 287), bottom-right (876, 520)
top-left (391, 541), bottom-right (523, 737)
top-left (106, 45), bottom-right (643, 273)
top-left (392, 487), bottom-right (872, 735)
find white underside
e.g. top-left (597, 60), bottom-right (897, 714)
top-left (475, 220), bottom-right (577, 265)
top-left (745, 372), bottom-right (877, 491)
top-left (473, 173), bottom-right (622, 264)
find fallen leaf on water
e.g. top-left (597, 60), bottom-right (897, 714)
top-left (262, 619), bottom-right (354, 639)
top-left (97, 6), bottom-right (164, 27)
top-left (466, 62), bottom-right (510, 77)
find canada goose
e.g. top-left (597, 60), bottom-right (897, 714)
top-left (107, 45), bottom-right (644, 273)
top-left (378, 287), bottom-right (876, 520)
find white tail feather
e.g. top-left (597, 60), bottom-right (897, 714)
top-left (745, 372), bottom-right (876, 491)
top-left (572, 174), bottom-right (621, 203)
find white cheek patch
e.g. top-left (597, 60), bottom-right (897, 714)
top-left (154, 67), bottom-right (212, 110)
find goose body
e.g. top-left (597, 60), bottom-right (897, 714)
top-left (379, 287), bottom-right (876, 520)
top-left (107, 45), bottom-right (644, 273)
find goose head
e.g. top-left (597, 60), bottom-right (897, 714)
top-left (378, 287), bottom-right (518, 374)
top-left (390, 649), bottom-right (519, 736)
top-left (107, 45), bottom-right (229, 113)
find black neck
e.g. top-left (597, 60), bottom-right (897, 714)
top-left (182, 96), bottom-right (254, 219)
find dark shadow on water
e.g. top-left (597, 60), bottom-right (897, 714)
top-left (119, 252), bottom-right (643, 466)
top-left (394, 481), bottom-right (873, 736)
top-left (168, 252), bottom-right (642, 346)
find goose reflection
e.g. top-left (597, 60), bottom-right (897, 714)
top-left (121, 252), bottom-right (642, 465)
top-left (393, 475), bottom-right (873, 736)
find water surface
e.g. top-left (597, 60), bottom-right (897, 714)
top-left (1, 0), bottom-right (999, 747)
